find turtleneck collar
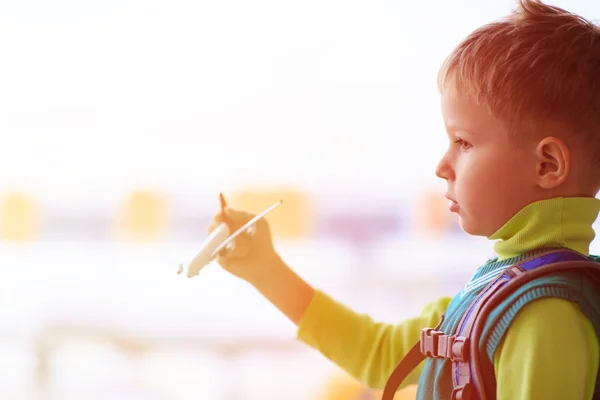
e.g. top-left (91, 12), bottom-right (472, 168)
top-left (488, 197), bottom-right (600, 261)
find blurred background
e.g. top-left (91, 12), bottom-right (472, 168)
top-left (1, 0), bottom-right (599, 399)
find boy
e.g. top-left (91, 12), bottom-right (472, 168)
top-left (207, 1), bottom-right (600, 398)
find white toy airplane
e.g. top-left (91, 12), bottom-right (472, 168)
top-left (178, 193), bottom-right (282, 278)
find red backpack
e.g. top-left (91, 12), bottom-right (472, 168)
top-left (381, 248), bottom-right (600, 400)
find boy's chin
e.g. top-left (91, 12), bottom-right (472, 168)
top-left (457, 216), bottom-right (488, 237)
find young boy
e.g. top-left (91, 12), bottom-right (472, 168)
top-left (206, 1), bottom-right (600, 398)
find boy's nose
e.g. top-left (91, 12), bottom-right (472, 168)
top-left (435, 155), bottom-right (454, 181)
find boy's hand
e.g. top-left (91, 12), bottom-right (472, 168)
top-left (207, 203), bottom-right (315, 326)
top-left (207, 206), bottom-right (281, 283)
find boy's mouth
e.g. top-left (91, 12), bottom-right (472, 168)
top-left (448, 200), bottom-right (459, 212)
top-left (445, 193), bottom-right (459, 212)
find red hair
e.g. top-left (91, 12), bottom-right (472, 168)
top-left (438, 0), bottom-right (600, 160)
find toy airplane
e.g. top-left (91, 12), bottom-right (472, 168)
top-left (178, 193), bottom-right (282, 278)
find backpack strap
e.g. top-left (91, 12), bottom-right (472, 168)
top-left (451, 248), bottom-right (593, 400)
top-left (381, 248), bottom-right (597, 400)
top-left (381, 314), bottom-right (445, 400)
top-left (467, 250), bottom-right (600, 400)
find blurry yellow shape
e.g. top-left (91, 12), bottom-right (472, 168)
top-left (0, 192), bottom-right (39, 242)
top-left (319, 373), bottom-right (417, 399)
top-left (414, 191), bottom-right (452, 235)
top-left (117, 190), bottom-right (168, 241)
top-left (385, 385), bottom-right (418, 400)
top-left (319, 374), bottom-right (370, 399)
top-left (375, 385), bottom-right (417, 400)
top-left (229, 187), bottom-right (313, 239)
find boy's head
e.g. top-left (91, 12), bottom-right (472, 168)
top-left (435, 0), bottom-right (600, 237)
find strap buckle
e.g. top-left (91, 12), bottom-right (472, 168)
top-left (441, 335), bottom-right (470, 362)
top-left (420, 328), bottom-right (444, 358)
top-left (420, 329), bottom-right (470, 362)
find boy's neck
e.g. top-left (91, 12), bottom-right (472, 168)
top-left (488, 197), bottom-right (600, 261)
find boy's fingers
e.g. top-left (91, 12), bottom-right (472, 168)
top-left (220, 208), bottom-right (237, 229)
top-left (231, 237), bottom-right (251, 258)
top-left (212, 212), bottom-right (233, 233)
top-left (215, 208), bottom-right (255, 232)
top-left (215, 236), bottom-right (251, 267)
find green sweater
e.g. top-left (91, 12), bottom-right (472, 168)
top-left (297, 197), bottom-right (600, 399)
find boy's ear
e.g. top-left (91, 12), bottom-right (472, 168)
top-left (534, 136), bottom-right (570, 189)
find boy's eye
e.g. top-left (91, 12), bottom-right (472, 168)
top-left (455, 139), bottom-right (472, 151)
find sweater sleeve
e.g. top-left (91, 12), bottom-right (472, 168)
top-left (296, 289), bottom-right (451, 390)
top-left (494, 297), bottom-right (599, 400)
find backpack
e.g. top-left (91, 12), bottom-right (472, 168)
top-left (381, 248), bottom-right (600, 400)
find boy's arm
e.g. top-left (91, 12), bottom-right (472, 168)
top-left (211, 207), bottom-right (449, 390)
top-left (250, 255), bottom-right (451, 390)
top-left (297, 290), bottom-right (450, 390)
top-left (493, 298), bottom-right (599, 400)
